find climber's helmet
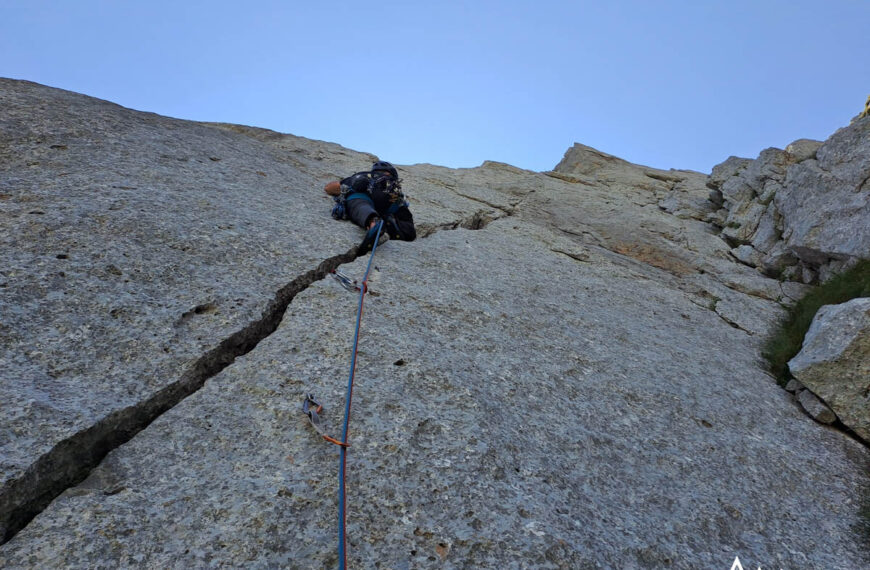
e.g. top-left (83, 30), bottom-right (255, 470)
top-left (371, 161), bottom-right (398, 179)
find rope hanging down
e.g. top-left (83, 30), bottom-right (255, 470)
top-left (301, 220), bottom-right (385, 567)
top-left (303, 219), bottom-right (384, 569)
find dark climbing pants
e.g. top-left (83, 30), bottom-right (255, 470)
top-left (345, 195), bottom-right (417, 241)
top-left (346, 195), bottom-right (378, 230)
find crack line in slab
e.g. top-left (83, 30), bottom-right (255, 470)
top-left (713, 309), bottom-right (754, 335)
top-left (0, 245), bottom-right (362, 545)
top-left (443, 188), bottom-right (514, 215)
top-left (551, 248), bottom-right (590, 263)
top-left (0, 210), bottom-right (502, 544)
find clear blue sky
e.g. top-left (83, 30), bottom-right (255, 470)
top-left (2, 1), bottom-right (868, 173)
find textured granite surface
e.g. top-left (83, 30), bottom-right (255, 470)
top-left (1, 79), bottom-right (867, 568)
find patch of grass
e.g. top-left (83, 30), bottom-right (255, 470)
top-left (762, 260), bottom-right (870, 385)
top-left (708, 295), bottom-right (721, 311)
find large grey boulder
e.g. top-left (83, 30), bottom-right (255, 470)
top-left (777, 118), bottom-right (870, 268)
top-left (706, 117), bottom-right (870, 283)
top-left (0, 79), bottom-right (867, 568)
top-left (789, 297), bottom-right (870, 440)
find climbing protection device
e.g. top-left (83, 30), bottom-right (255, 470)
top-left (303, 219), bottom-right (386, 569)
top-left (330, 269), bottom-right (360, 293)
top-left (302, 394), bottom-right (347, 447)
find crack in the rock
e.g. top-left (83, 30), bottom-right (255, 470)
top-left (715, 277), bottom-right (780, 303)
top-left (551, 248), bottom-right (590, 263)
top-left (643, 170), bottom-right (683, 184)
top-left (0, 246), bottom-right (363, 545)
top-left (443, 188), bottom-right (515, 216)
top-left (688, 294), bottom-right (754, 335)
top-left (713, 309), bottom-right (754, 335)
top-left (425, 177), bottom-right (530, 217)
top-left (778, 282), bottom-right (802, 304)
top-left (727, 249), bottom-right (760, 271)
top-left (416, 209), bottom-right (505, 238)
top-left (555, 226), bottom-right (606, 248)
top-left (543, 171), bottom-right (597, 186)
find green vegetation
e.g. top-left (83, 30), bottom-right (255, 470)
top-left (763, 260), bottom-right (870, 385)
top-left (708, 295), bottom-right (721, 311)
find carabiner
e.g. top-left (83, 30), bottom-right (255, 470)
top-left (330, 269), bottom-right (360, 292)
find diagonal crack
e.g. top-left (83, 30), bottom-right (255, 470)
top-left (1, 202), bottom-right (521, 544)
top-left (713, 309), bottom-right (754, 335)
top-left (0, 245), bottom-right (363, 545)
top-left (0, 210), bottom-right (499, 544)
top-left (551, 248), bottom-right (590, 263)
top-left (444, 188), bottom-right (515, 216)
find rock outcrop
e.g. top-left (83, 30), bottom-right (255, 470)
top-left (1, 79), bottom-right (868, 568)
top-left (789, 297), bottom-right (870, 440)
top-left (706, 117), bottom-right (870, 284)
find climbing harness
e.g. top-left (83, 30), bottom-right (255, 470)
top-left (303, 219), bottom-right (386, 569)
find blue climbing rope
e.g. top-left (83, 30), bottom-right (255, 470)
top-left (338, 219), bottom-right (384, 569)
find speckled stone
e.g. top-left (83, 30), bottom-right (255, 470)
top-left (789, 298), bottom-right (870, 439)
top-left (2, 220), bottom-right (867, 568)
top-left (1, 79), bottom-right (867, 569)
top-left (706, 117), bottom-right (869, 282)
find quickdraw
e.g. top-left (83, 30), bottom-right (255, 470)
top-left (330, 269), bottom-right (360, 293)
top-left (302, 393), bottom-right (348, 447)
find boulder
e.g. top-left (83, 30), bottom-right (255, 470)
top-left (796, 389), bottom-right (838, 425)
top-left (784, 138), bottom-right (823, 163)
top-left (788, 297), bottom-right (870, 440)
top-left (707, 118), bottom-right (870, 282)
top-left (707, 156), bottom-right (753, 191)
top-left (776, 117), bottom-right (870, 266)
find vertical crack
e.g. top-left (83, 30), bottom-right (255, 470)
top-left (0, 246), bottom-right (362, 545)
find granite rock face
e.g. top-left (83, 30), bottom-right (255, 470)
top-left (789, 298), bottom-right (870, 440)
top-left (0, 79), bottom-right (374, 542)
top-left (1, 79), bottom-right (868, 568)
top-left (705, 117), bottom-right (870, 284)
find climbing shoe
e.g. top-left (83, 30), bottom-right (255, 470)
top-left (359, 220), bottom-right (388, 252)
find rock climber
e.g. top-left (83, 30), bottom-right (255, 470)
top-left (325, 161), bottom-right (416, 251)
